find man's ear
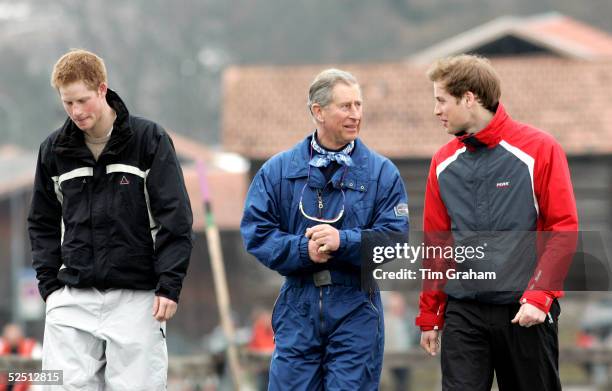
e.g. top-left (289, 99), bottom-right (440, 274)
top-left (464, 91), bottom-right (477, 108)
top-left (311, 104), bottom-right (324, 123)
top-left (98, 82), bottom-right (108, 97)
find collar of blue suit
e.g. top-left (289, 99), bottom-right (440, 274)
top-left (308, 131), bottom-right (354, 167)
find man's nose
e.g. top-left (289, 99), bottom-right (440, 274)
top-left (349, 105), bottom-right (361, 119)
top-left (433, 104), bottom-right (442, 116)
top-left (72, 104), bottom-right (83, 117)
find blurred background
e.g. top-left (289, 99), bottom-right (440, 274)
top-left (1, 0), bottom-right (612, 389)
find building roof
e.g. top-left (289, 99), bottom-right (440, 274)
top-left (409, 12), bottom-right (612, 64)
top-left (222, 57), bottom-right (612, 159)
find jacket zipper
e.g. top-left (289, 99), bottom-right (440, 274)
top-left (317, 189), bottom-right (323, 218)
top-left (319, 287), bottom-right (324, 334)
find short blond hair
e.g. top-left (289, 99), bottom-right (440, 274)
top-left (51, 49), bottom-right (107, 90)
top-left (427, 54), bottom-right (501, 112)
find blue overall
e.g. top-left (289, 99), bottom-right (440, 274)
top-left (241, 135), bottom-right (409, 390)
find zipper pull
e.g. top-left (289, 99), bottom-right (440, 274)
top-left (317, 190), bottom-right (323, 211)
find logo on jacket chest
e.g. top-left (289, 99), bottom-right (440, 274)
top-left (496, 181), bottom-right (510, 188)
top-left (120, 175), bottom-right (130, 185)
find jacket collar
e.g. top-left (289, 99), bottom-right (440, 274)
top-left (457, 102), bottom-right (509, 150)
top-left (53, 89), bottom-right (134, 160)
top-left (286, 134), bottom-right (369, 192)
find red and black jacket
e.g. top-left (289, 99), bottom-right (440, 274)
top-left (416, 103), bottom-right (578, 331)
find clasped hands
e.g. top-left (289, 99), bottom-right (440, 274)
top-left (305, 224), bottom-right (340, 263)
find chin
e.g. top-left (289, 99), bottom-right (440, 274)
top-left (344, 136), bottom-right (358, 144)
top-left (345, 129), bottom-right (359, 139)
top-left (76, 119), bottom-right (96, 132)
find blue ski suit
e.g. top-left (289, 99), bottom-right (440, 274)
top-left (241, 134), bottom-right (409, 390)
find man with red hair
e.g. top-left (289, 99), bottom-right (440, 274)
top-left (28, 49), bottom-right (193, 390)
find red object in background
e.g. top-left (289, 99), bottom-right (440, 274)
top-left (0, 336), bottom-right (38, 391)
top-left (248, 312), bottom-right (275, 353)
top-left (576, 331), bottom-right (596, 349)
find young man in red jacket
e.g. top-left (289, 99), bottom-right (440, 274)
top-left (415, 54), bottom-right (578, 390)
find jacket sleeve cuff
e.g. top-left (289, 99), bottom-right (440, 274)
top-left (415, 312), bottom-right (445, 331)
top-left (419, 326), bottom-right (438, 332)
top-left (156, 281), bottom-right (181, 303)
top-left (335, 229), bottom-right (360, 258)
top-left (520, 291), bottom-right (555, 313)
top-left (335, 230), bottom-right (347, 254)
top-left (39, 279), bottom-right (63, 302)
top-left (299, 235), bottom-right (311, 266)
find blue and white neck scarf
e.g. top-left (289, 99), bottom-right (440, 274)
top-left (309, 132), bottom-right (354, 167)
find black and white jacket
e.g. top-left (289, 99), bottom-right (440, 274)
top-left (28, 89), bottom-right (193, 302)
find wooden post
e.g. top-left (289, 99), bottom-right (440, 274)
top-left (196, 160), bottom-right (242, 390)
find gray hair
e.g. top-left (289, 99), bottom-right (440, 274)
top-left (307, 68), bottom-right (359, 119)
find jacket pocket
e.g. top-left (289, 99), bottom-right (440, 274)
top-left (111, 174), bottom-right (150, 228)
top-left (345, 199), bottom-right (373, 228)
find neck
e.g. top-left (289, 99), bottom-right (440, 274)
top-left (467, 107), bottom-right (494, 134)
top-left (316, 130), bottom-right (346, 151)
top-left (87, 103), bottom-right (116, 139)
